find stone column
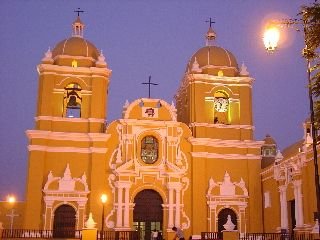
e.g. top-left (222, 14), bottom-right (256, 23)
top-left (43, 200), bottom-right (53, 230)
top-left (293, 180), bottom-right (304, 227)
top-left (175, 187), bottom-right (181, 227)
top-left (116, 184), bottom-right (124, 228)
top-left (77, 201), bottom-right (87, 229)
top-left (279, 185), bottom-right (288, 230)
top-left (167, 184), bottom-right (174, 228)
top-left (123, 183), bottom-right (131, 228)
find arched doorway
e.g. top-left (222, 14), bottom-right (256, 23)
top-left (218, 208), bottom-right (237, 232)
top-left (133, 189), bottom-right (163, 240)
top-left (53, 204), bottom-right (76, 238)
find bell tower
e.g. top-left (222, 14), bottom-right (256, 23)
top-left (175, 25), bottom-right (254, 141)
top-left (24, 14), bottom-right (111, 229)
top-left (35, 15), bottom-right (111, 133)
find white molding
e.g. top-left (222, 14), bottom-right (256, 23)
top-left (28, 145), bottom-right (108, 153)
top-left (118, 118), bottom-right (180, 127)
top-left (188, 73), bottom-right (254, 85)
top-left (26, 130), bottom-right (110, 142)
top-left (35, 116), bottom-right (105, 123)
top-left (191, 152), bottom-right (261, 160)
top-left (123, 98), bottom-right (177, 121)
top-left (189, 122), bottom-right (255, 130)
top-left (189, 137), bottom-right (264, 149)
top-left (37, 63), bottom-right (111, 77)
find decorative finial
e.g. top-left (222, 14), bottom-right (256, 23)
top-left (72, 9), bottom-right (85, 37)
top-left (205, 18), bottom-right (216, 46)
top-left (96, 50), bottom-right (107, 68)
top-left (191, 57), bottom-right (201, 73)
top-left (85, 213), bottom-right (97, 229)
top-left (63, 164), bottom-right (72, 180)
top-left (240, 62), bottom-right (249, 76)
top-left (41, 47), bottom-right (54, 64)
top-left (223, 215), bottom-right (236, 231)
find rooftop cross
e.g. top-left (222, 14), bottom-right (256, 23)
top-left (142, 76), bottom-right (158, 98)
top-left (6, 209), bottom-right (19, 231)
top-left (74, 8), bottom-right (84, 17)
top-left (206, 17), bottom-right (215, 28)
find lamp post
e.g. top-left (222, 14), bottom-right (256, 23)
top-left (263, 17), bottom-right (320, 234)
top-left (6, 195), bottom-right (18, 235)
top-left (101, 194), bottom-right (108, 239)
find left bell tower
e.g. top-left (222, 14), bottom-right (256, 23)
top-left (24, 14), bottom-right (111, 229)
top-left (35, 15), bottom-right (111, 133)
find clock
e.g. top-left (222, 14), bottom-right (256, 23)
top-left (214, 97), bottom-right (229, 112)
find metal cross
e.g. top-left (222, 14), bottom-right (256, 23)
top-left (74, 8), bottom-right (84, 17)
top-left (142, 76), bottom-right (158, 98)
top-left (6, 209), bottom-right (19, 231)
top-left (206, 17), bottom-right (215, 28)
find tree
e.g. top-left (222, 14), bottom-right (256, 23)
top-left (300, 3), bottom-right (320, 130)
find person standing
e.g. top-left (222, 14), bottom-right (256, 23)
top-left (151, 229), bottom-right (158, 240)
top-left (172, 227), bottom-right (185, 240)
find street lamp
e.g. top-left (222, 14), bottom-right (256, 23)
top-left (6, 195), bottom-right (18, 235)
top-left (263, 26), bottom-right (280, 52)
top-left (101, 194), bottom-right (108, 239)
top-left (263, 17), bottom-right (320, 234)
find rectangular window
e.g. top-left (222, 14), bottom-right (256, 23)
top-left (264, 191), bottom-right (271, 208)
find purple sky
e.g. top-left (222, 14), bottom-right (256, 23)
top-left (0, 1), bottom-right (313, 200)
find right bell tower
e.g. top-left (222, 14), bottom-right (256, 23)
top-left (175, 24), bottom-right (254, 141)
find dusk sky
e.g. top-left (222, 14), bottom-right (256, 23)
top-left (0, 1), bottom-right (314, 200)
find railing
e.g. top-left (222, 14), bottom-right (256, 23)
top-left (1, 229), bottom-right (82, 239)
top-left (201, 232), bottom-right (223, 240)
top-left (240, 233), bottom-right (317, 240)
top-left (97, 231), bottom-right (140, 240)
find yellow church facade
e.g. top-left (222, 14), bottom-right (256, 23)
top-left (1, 15), bottom-right (319, 240)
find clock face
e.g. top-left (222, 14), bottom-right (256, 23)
top-left (214, 98), bottom-right (229, 112)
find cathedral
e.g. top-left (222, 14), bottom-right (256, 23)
top-left (0, 14), bottom-right (319, 240)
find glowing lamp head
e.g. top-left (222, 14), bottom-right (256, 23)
top-left (263, 27), bottom-right (280, 53)
top-left (7, 195), bottom-right (16, 203)
top-left (101, 194), bottom-right (107, 204)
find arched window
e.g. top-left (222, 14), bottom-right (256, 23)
top-left (63, 83), bottom-right (82, 118)
top-left (213, 91), bottom-right (229, 124)
top-left (141, 136), bottom-right (158, 164)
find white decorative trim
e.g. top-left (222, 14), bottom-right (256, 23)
top-left (191, 152), bottom-right (261, 160)
top-left (123, 98), bottom-right (177, 121)
top-left (189, 122), bottom-right (255, 130)
top-left (188, 73), bottom-right (254, 84)
top-left (34, 116), bottom-right (105, 123)
top-left (37, 63), bottom-right (111, 76)
top-left (118, 118), bottom-right (179, 127)
top-left (189, 137), bottom-right (264, 149)
top-left (207, 172), bottom-right (248, 233)
top-left (28, 145), bottom-right (107, 153)
top-left (26, 130), bottom-right (110, 142)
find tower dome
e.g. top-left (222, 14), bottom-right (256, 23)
top-left (186, 46), bottom-right (238, 72)
top-left (52, 37), bottom-right (99, 60)
top-left (186, 25), bottom-right (239, 77)
top-left (51, 16), bottom-right (100, 67)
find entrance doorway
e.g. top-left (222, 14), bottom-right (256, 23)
top-left (288, 200), bottom-right (296, 233)
top-left (133, 189), bottom-right (163, 240)
top-left (53, 204), bottom-right (76, 238)
top-left (217, 208), bottom-right (237, 232)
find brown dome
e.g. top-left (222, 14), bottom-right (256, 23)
top-left (52, 37), bottom-right (99, 60)
top-left (263, 134), bottom-right (277, 145)
top-left (186, 46), bottom-right (238, 73)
